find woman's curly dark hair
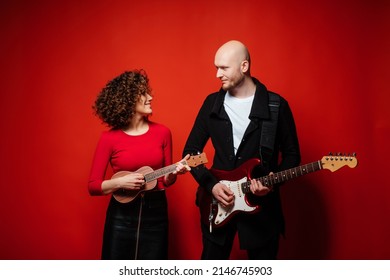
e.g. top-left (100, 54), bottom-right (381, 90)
top-left (93, 69), bottom-right (152, 129)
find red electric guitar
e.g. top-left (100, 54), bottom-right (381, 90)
top-left (113, 153), bottom-right (208, 203)
top-left (198, 153), bottom-right (358, 231)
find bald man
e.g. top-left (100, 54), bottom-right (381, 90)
top-left (183, 40), bottom-right (301, 259)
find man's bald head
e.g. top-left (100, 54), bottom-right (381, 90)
top-left (215, 40), bottom-right (251, 74)
top-left (214, 40), bottom-right (253, 92)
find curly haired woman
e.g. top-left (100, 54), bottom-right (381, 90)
top-left (88, 70), bottom-right (190, 260)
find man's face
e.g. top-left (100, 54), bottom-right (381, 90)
top-left (214, 51), bottom-right (245, 91)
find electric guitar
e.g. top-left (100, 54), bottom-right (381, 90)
top-left (198, 153), bottom-right (358, 231)
top-left (112, 153), bottom-right (208, 203)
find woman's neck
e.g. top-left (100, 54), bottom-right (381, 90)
top-left (123, 117), bottom-right (149, 136)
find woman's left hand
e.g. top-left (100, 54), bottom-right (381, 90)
top-left (173, 154), bottom-right (191, 175)
top-left (164, 155), bottom-right (191, 186)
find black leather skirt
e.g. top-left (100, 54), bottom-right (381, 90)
top-left (101, 190), bottom-right (168, 260)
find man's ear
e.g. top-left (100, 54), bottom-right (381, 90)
top-left (241, 60), bottom-right (249, 73)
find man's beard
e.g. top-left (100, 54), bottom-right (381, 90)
top-left (221, 74), bottom-right (245, 91)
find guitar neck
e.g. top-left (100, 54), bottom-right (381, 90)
top-left (242, 160), bottom-right (323, 193)
top-left (144, 160), bottom-right (185, 182)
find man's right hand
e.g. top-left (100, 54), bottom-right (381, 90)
top-left (211, 183), bottom-right (234, 207)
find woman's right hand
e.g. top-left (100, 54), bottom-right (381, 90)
top-left (101, 172), bottom-right (145, 194)
top-left (116, 172), bottom-right (145, 190)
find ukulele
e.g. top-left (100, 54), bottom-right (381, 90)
top-left (112, 153), bottom-right (208, 203)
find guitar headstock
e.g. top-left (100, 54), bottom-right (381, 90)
top-left (186, 152), bottom-right (208, 167)
top-left (321, 153), bottom-right (358, 172)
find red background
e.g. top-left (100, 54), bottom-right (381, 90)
top-left (1, 0), bottom-right (389, 260)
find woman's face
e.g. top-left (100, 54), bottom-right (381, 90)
top-left (134, 93), bottom-right (153, 117)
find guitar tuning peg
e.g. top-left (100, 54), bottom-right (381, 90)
top-left (352, 152), bottom-right (356, 157)
top-left (329, 152), bottom-right (333, 156)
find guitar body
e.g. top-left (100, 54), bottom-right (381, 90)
top-left (199, 158), bottom-right (262, 228)
top-left (112, 166), bottom-right (157, 203)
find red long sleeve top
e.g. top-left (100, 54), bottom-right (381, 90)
top-left (88, 122), bottom-right (173, 196)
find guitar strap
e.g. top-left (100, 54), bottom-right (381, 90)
top-left (259, 92), bottom-right (280, 170)
top-left (134, 193), bottom-right (144, 260)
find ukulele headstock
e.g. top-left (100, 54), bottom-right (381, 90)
top-left (186, 152), bottom-right (208, 167)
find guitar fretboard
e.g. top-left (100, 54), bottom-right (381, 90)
top-left (241, 161), bottom-right (323, 193)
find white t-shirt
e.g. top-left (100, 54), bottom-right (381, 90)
top-left (224, 92), bottom-right (254, 154)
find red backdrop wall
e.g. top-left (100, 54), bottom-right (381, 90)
top-left (0, 0), bottom-right (389, 259)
